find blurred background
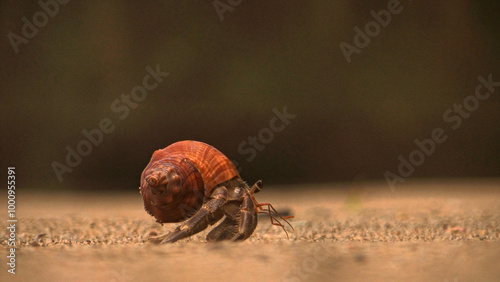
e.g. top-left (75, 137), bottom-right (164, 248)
top-left (1, 0), bottom-right (499, 190)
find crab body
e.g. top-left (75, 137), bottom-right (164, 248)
top-left (140, 140), bottom-right (262, 243)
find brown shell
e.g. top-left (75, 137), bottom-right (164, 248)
top-left (140, 140), bottom-right (240, 223)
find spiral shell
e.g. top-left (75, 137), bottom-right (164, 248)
top-left (140, 140), bottom-right (239, 223)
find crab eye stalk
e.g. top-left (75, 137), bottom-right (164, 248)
top-left (249, 180), bottom-right (263, 194)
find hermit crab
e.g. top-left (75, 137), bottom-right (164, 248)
top-left (139, 140), bottom-right (293, 243)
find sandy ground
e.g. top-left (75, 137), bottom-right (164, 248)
top-left (1, 179), bottom-right (499, 281)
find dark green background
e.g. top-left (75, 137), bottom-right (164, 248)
top-left (1, 1), bottom-right (499, 190)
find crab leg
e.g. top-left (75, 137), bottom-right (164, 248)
top-left (230, 194), bottom-right (258, 241)
top-left (206, 193), bottom-right (258, 241)
top-left (159, 186), bottom-right (227, 243)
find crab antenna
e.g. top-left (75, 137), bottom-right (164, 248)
top-left (257, 209), bottom-right (290, 239)
top-left (265, 203), bottom-right (295, 230)
top-left (257, 202), bottom-right (295, 230)
top-left (255, 202), bottom-right (294, 239)
top-left (248, 182), bottom-right (294, 238)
